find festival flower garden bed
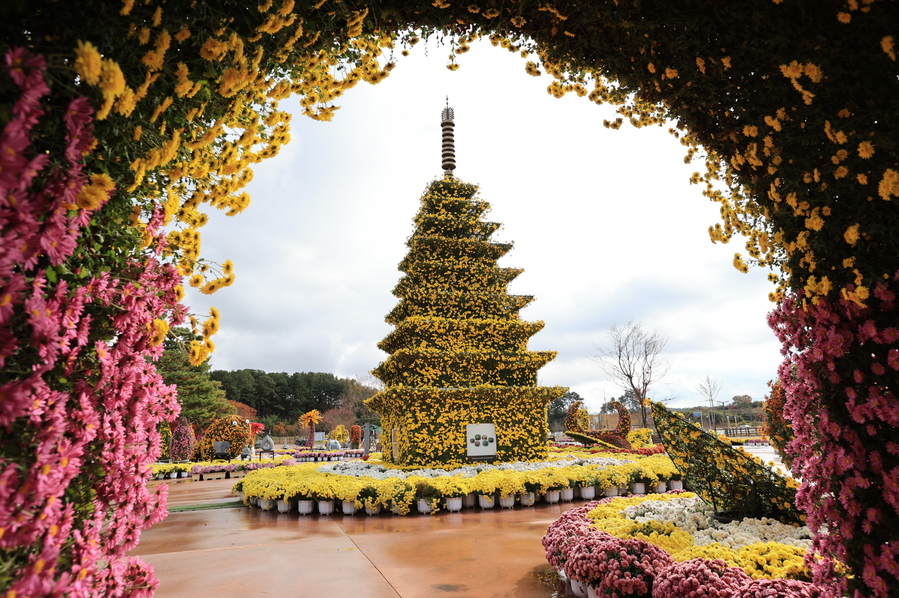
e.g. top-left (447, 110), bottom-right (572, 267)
top-left (233, 452), bottom-right (681, 515)
top-left (150, 449), bottom-right (364, 481)
top-left (544, 493), bottom-right (819, 598)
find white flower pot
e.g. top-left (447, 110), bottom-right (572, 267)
top-left (630, 482), bottom-right (646, 495)
top-left (342, 501), bottom-right (357, 515)
top-left (570, 578), bottom-right (588, 598)
top-left (258, 498), bottom-right (274, 511)
top-left (169, 472), bottom-right (178, 479)
top-left (603, 487), bottom-right (619, 498)
top-left (463, 493), bottom-right (477, 508)
top-left (445, 497), bottom-right (463, 512)
top-left (618, 486), bottom-right (628, 495)
top-left (669, 480), bottom-right (684, 491)
top-left (560, 488), bottom-right (575, 502)
top-left (578, 486), bottom-right (596, 500)
top-left (518, 492), bottom-right (536, 506)
top-left (317, 500), bottom-right (335, 515)
top-left (587, 583), bottom-right (600, 598)
top-left (478, 494), bottom-right (495, 509)
top-left (545, 490), bottom-right (561, 504)
top-left (416, 499), bottom-right (432, 514)
top-left (276, 499), bottom-right (293, 513)
top-left (298, 500), bottom-right (314, 515)
top-left (365, 504), bottom-right (381, 516)
top-left (180, 471), bottom-right (188, 478)
top-left (499, 495), bottom-right (515, 509)
top-left (653, 482), bottom-right (667, 494)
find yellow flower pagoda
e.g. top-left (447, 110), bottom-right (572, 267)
top-left (366, 104), bottom-right (566, 466)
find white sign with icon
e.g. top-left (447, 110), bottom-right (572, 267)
top-left (466, 423), bottom-right (497, 458)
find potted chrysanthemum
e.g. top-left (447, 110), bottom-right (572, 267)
top-left (564, 535), bottom-right (673, 598)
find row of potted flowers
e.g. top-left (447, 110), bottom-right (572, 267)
top-left (544, 493), bottom-right (818, 598)
top-left (151, 455), bottom-right (294, 480)
top-left (292, 449), bottom-right (365, 461)
top-left (233, 454), bottom-right (685, 516)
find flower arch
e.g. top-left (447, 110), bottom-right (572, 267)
top-left (2, 0), bottom-right (899, 596)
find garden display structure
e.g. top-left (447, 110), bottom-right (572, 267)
top-left (3, 0), bottom-right (899, 596)
top-left (367, 172), bottom-right (564, 465)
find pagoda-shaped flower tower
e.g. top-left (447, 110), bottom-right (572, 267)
top-left (366, 105), bottom-right (566, 466)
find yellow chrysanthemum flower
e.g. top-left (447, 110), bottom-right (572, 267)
top-left (74, 40), bottom-right (102, 85)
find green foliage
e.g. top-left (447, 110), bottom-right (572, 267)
top-left (210, 369), bottom-right (353, 421)
top-left (761, 379), bottom-right (795, 469)
top-left (651, 401), bottom-right (802, 525)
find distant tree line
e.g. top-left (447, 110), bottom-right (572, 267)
top-left (209, 369), bottom-right (365, 422)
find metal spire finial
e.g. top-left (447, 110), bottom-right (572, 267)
top-left (440, 99), bottom-right (456, 176)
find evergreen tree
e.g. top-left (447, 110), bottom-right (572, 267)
top-left (368, 176), bottom-right (565, 465)
top-left (158, 328), bottom-right (235, 428)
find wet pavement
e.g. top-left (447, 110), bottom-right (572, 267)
top-left (133, 478), bottom-right (575, 598)
top-left (134, 448), bottom-right (791, 597)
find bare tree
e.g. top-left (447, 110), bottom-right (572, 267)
top-left (593, 320), bottom-right (668, 428)
top-left (698, 375), bottom-right (722, 430)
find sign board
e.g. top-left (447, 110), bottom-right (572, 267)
top-left (314, 432), bottom-right (325, 441)
top-left (693, 412), bottom-right (701, 418)
top-left (466, 423), bottom-right (497, 459)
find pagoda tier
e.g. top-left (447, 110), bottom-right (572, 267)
top-left (377, 316), bottom-right (545, 354)
top-left (385, 290), bottom-right (534, 325)
top-left (392, 264), bottom-right (523, 297)
top-left (372, 348), bottom-right (557, 387)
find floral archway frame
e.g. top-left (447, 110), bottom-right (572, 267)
top-left (2, 0), bottom-right (898, 596)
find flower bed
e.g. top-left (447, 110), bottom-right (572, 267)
top-left (293, 449), bottom-right (365, 461)
top-left (151, 454), bottom-right (293, 479)
top-left (543, 493), bottom-right (821, 596)
top-left (234, 453), bottom-right (683, 515)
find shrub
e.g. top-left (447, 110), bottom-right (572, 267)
top-left (194, 417), bottom-right (252, 460)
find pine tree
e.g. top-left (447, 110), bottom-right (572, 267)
top-left (158, 328), bottom-right (235, 428)
top-left (368, 176), bottom-right (566, 465)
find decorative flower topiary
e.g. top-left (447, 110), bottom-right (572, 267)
top-left (330, 424), bottom-right (349, 443)
top-left (159, 422), bottom-right (172, 460)
top-left (612, 401), bottom-right (631, 438)
top-left (650, 401), bottom-right (802, 525)
top-left (565, 400), bottom-right (590, 434)
top-left (170, 418), bottom-right (196, 461)
top-left (194, 417), bottom-right (252, 461)
top-left (349, 424), bottom-right (362, 447)
top-left (299, 410), bottom-right (322, 448)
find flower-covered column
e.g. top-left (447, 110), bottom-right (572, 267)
top-left (770, 288), bottom-right (899, 597)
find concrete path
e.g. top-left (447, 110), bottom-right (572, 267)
top-left (133, 478), bottom-right (572, 598)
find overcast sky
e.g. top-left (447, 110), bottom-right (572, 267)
top-left (183, 37), bottom-right (783, 412)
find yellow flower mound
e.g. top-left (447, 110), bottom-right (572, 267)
top-left (587, 494), bottom-right (811, 581)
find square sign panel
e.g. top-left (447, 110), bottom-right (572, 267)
top-left (466, 424), bottom-right (497, 459)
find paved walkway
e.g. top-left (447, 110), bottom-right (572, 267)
top-left (132, 478), bottom-right (574, 598)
